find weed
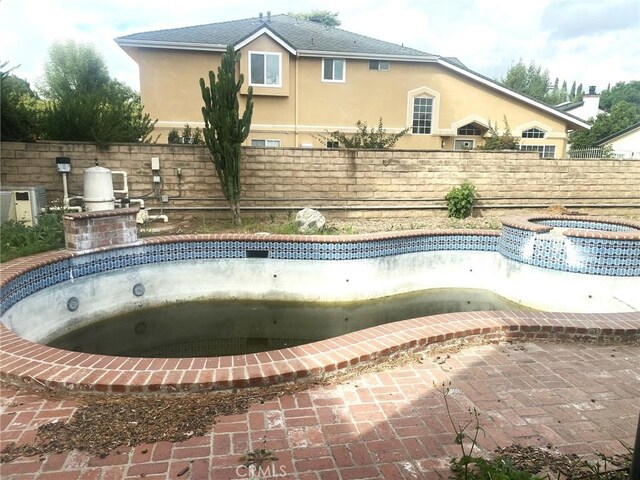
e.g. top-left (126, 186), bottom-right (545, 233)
top-left (1, 213), bottom-right (64, 262)
top-left (445, 182), bottom-right (477, 219)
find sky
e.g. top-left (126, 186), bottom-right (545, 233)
top-left (1, 0), bottom-right (638, 95)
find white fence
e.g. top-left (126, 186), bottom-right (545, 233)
top-left (568, 147), bottom-right (640, 159)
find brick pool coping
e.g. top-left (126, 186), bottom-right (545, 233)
top-left (501, 214), bottom-right (640, 240)
top-left (1, 231), bottom-right (639, 394)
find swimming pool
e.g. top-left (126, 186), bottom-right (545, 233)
top-left (1, 215), bottom-right (639, 393)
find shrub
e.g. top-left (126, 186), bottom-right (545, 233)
top-left (317, 117), bottom-right (409, 149)
top-left (0, 213), bottom-right (64, 262)
top-left (167, 124), bottom-right (204, 144)
top-left (477, 117), bottom-right (519, 151)
top-left (445, 182), bottom-right (477, 218)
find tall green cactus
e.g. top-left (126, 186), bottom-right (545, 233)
top-left (200, 44), bottom-right (253, 225)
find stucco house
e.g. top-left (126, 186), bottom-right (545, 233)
top-left (116, 13), bottom-right (589, 157)
top-left (596, 121), bottom-right (640, 159)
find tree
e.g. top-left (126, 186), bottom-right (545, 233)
top-left (569, 101), bottom-right (640, 149)
top-left (317, 117), bottom-right (408, 149)
top-left (200, 45), bottom-right (254, 226)
top-left (599, 81), bottom-right (640, 112)
top-left (38, 40), bottom-right (156, 145)
top-left (1, 62), bottom-right (42, 142)
top-left (501, 60), bottom-right (581, 104)
top-left (289, 10), bottom-right (341, 26)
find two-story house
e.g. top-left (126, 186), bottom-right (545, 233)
top-left (116, 13), bottom-right (589, 157)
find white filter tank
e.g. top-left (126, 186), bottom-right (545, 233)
top-left (83, 166), bottom-right (115, 211)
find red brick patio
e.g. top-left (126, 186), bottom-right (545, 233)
top-left (2, 341), bottom-right (638, 479)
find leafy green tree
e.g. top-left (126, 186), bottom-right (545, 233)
top-left (289, 10), bottom-right (341, 26)
top-left (501, 60), bottom-right (581, 104)
top-left (1, 62), bottom-right (42, 142)
top-left (501, 61), bottom-right (551, 103)
top-left (599, 80), bottom-right (640, 112)
top-left (318, 118), bottom-right (408, 149)
top-left (569, 101), bottom-right (640, 149)
top-left (200, 44), bottom-right (254, 226)
top-left (38, 40), bottom-right (156, 145)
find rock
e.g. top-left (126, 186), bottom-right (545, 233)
top-left (296, 208), bottom-right (325, 233)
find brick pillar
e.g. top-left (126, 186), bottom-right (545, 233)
top-left (63, 208), bottom-right (139, 250)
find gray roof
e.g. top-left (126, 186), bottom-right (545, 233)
top-left (117, 14), bottom-right (590, 130)
top-left (557, 101), bottom-right (584, 111)
top-left (117, 14), bottom-right (431, 58)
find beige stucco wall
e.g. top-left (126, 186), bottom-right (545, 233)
top-left (123, 33), bottom-right (575, 156)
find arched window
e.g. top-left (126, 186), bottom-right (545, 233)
top-left (522, 128), bottom-right (546, 138)
top-left (457, 123), bottom-right (482, 136)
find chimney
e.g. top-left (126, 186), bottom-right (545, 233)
top-left (267, 11), bottom-right (271, 22)
top-left (582, 85), bottom-right (600, 120)
top-left (259, 12), bottom-right (263, 22)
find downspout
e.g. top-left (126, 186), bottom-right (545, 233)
top-left (295, 52), bottom-right (299, 147)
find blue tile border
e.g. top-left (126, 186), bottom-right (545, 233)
top-left (0, 234), bottom-right (499, 315)
top-left (2, 216), bottom-right (639, 316)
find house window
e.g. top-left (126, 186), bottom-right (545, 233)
top-left (454, 139), bottom-right (475, 150)
top-left (368, 60), bottom-right (390, 71)
top-left (522, 128), bottom-right (546, 138)
top-left (251, 139), bottom-right (281, 147)
top-left (326, 141), bottom-right (339, 149)
top-left (412, 97), bottom-right (433, 134)
top-left (521, 145), bottom-right (556, 158)
top-left (322, 58), bottom-right (345, 82)
top-left (249, 52), bottom-right (281, 87)
top-left (457, 124), bottom-right (482, 136)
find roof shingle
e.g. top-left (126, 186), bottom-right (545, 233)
top-left (117, 14), bottom-right (431, 57)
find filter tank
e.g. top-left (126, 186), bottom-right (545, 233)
top-left (84, 166), bottom-right (115, 211)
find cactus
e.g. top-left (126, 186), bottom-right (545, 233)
top-left (199, 44), bottom-right (253, 225)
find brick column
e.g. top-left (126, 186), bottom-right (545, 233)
top-left (63, 208), bottom-right (139, 250)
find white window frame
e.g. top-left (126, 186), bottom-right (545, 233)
top-left (411, 96), bottom-right (434, 135)
top-left (522, 127), bottom-right (546, 139)
top-left (406, 86), bottom-right (440, 135)
top-left (369, 60), bottom-right (390, 71)
top-left (251, 139), bottom-right (281, 147)
top-left (321, 58), bottom-right (346, 83)
top-left (249, 51), bottom-right (282, 88)
top-left (326, 140), bottom-right (339, 149)
top-left (520, 144), bottom-right (556, 158)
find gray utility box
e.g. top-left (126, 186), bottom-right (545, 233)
top-left (0, 186), bottom-right (48, 226)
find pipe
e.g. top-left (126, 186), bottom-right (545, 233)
top-left (146, 203), bottom-right (640, 213)
top-left (166, 196), bottom-right (640, 203)
top-left (47, 206), bottom-right (83, 213)
top-left (111, 171), bottom-right (129, 196)
top-left (148, 214), bottom-right (169, 223)
top-left (631, 414), bottom-right (640, 480)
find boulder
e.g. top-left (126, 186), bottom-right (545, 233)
top-left (296, 208), bottom-right (325, 233)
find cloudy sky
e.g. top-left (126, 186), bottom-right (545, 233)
top-left (1, 0), bottom-right (638, 94)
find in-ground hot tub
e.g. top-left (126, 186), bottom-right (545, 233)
top-left (1, 215), bottom-right (639, 393)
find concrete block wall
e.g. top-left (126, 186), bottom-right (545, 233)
top-left (1, 141), bottom-right (639, 220)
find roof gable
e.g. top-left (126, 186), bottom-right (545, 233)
top-left (116, 14), bottom-right (430, 58)
top-left (116, 13), bottom-right (591, 130)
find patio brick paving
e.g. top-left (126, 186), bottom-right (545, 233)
top-left (1, 341), bottom-right (638, 479)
